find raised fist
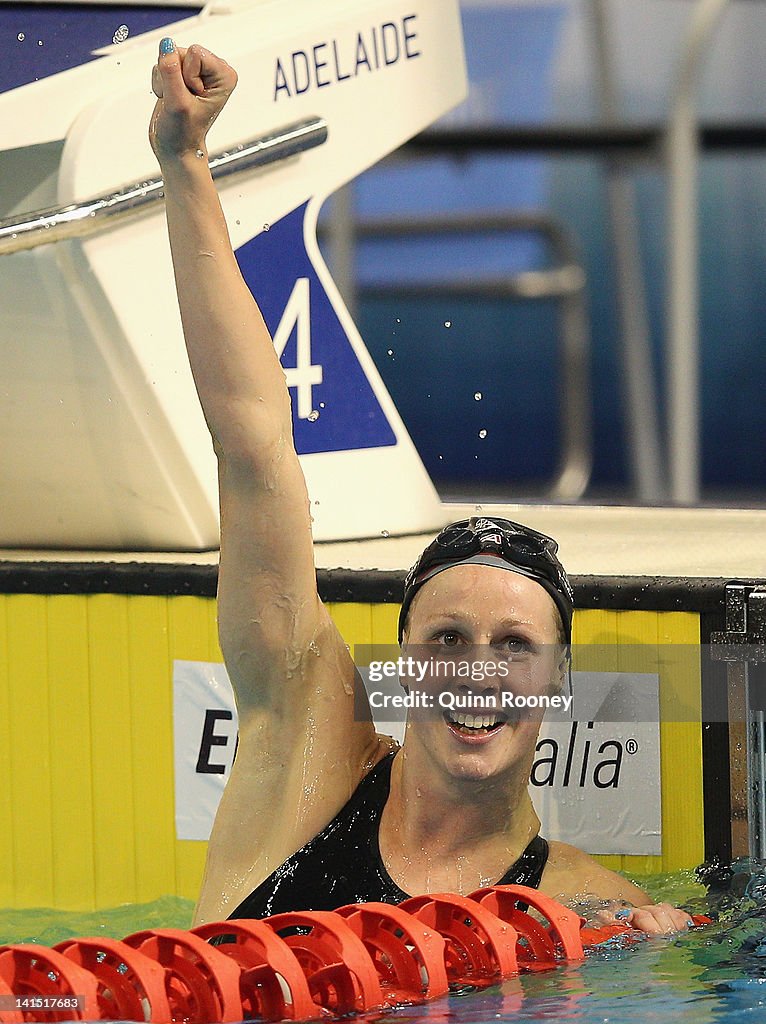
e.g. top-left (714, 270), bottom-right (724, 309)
top-left (149, 39), bottom-right (238, 163)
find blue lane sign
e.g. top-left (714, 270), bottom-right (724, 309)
top-left (236, 202), bottom-right (396, 454)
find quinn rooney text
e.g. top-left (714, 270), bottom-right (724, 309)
top-left (368, 691), bottom-right (574, 712)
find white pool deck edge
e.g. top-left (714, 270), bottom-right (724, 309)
top-left (1, 502), bottom-right (765, 579)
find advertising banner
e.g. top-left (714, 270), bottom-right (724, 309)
top-left (174, 658), bottom-right (660, 852)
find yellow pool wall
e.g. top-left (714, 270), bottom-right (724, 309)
top-left (0, 593), bottom-right (702, 910)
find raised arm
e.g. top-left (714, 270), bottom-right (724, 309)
top-left (150, 40), bottom-right (329, 701)
top-left (150, 41), bottom-right (386, 918)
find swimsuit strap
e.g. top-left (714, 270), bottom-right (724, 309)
top-left (495, 834), bottom-right (550, 889)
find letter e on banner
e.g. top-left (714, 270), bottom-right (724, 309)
top-left (173, 661), bottom-right (238, 841)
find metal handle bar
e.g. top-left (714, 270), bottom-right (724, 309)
top-left (0, 117), bottom-right (327, 256)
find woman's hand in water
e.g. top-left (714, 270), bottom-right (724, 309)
top-left (576, 895), bottom-right (695, 936)
top-left (610, 901), bottom-right (695, 935)
top-left (149, 40), bottom-right (237, 164)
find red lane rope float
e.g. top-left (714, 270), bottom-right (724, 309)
top-left (0, 971), bottom-right (24, 1024)
top-left (335, 901), bottom-right (449, 1003)
top-left (0, 970), bottom-right (23, 1024)
top-left (469, 885), bottom-right (584, 964)
top-left (0, 900), bottom-right (713, 1024)
top-left (398, 893), bottom-right (518, 986)
top-left (122, 928), bottom-right (242, 1023)
top-left (579, 922), bottom-right (638, 947)
top-left (0, 944), bottom-right (100, 1022)
top-left (263, 911), bottom-right (383, 1016)
top-left (53, 937), bottom-right (170, 1024)
top-left (191, 919), bottom-right (320, 1022)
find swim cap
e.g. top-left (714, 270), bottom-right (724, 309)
top-left (398, 516), bottom-right (573, 644)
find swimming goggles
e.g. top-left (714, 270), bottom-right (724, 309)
top-left (397, 516), bottom-right (573, 644)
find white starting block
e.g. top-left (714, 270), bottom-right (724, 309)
top-left (0, 0), bottom-right (466, 550)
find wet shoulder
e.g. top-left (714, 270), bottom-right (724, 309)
top-left (540, 840), bottom-right (651, 905)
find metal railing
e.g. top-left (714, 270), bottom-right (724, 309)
top-left (328, 211), bottom-right (593, 502)
top-left (666, 0), bottom-right (731, 504)
top-left (401, 0), bottom-right (753, 505)
top-left (0, 117), bottom-right (327, 257)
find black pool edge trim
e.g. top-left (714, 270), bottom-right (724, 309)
top-left (700, 608), bottom-right (732, 868)
top-left (0, 561), bottom-right (761, 611)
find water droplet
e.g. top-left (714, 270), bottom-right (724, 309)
top-left (395, 317), bottom-right (401, 323)
top-left (474, 391), bottom-right (482, 401)
top-left (319, 402), bottom-right (325, 408)
top-left (37, 39), bottom-right (43, 47)
top-left (112, 24), bottom-right (129, 44)
top-left (235, 219), bottom-right (240, 225)
top-left (444, 320), bottom-right (452, 328)
top-left (438, 454), bottom-right (443, 460)
top-left (17, 32), bottom-right (25, 41)
top-left (381, 530), bottom-right (390, 538)
top-left (195, 149), bottom-right (205, 159)
top-left (387, 349), bottom-right (394, 356)
top-left (478, 429), bottom-right (488, 439)
top-left (263, 223), bottom-right (270, 232)
top-left (475, 505), bottom-right (483, 512)
top-left (307, 409), bottom-right (320, 422)
top-left (314, 499), bottom-right (320, 505)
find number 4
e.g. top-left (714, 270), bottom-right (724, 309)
top-left (272, 277), bottom-right (323, 419)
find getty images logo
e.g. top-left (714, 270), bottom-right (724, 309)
top-left (530, 721), bottom-right (635, 790)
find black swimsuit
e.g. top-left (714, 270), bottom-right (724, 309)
top-left (229, 752), bottom-right (549, 918)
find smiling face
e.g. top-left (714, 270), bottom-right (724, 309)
top-left (401, 563), bottom-right (566, 785)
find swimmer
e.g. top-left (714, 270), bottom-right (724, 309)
top-left (149, 40), bottom-right (693, 936)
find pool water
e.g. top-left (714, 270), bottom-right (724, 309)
top-left (2, 872), bottom-right (766, 1023)
top-left (0, 896), bottom-right (195, 947)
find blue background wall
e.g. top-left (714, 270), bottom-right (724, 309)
top-left (348, 0), bottom-right (766, 499)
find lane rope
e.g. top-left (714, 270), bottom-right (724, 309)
top-left (0, 885), bottom-right (711, 1022)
